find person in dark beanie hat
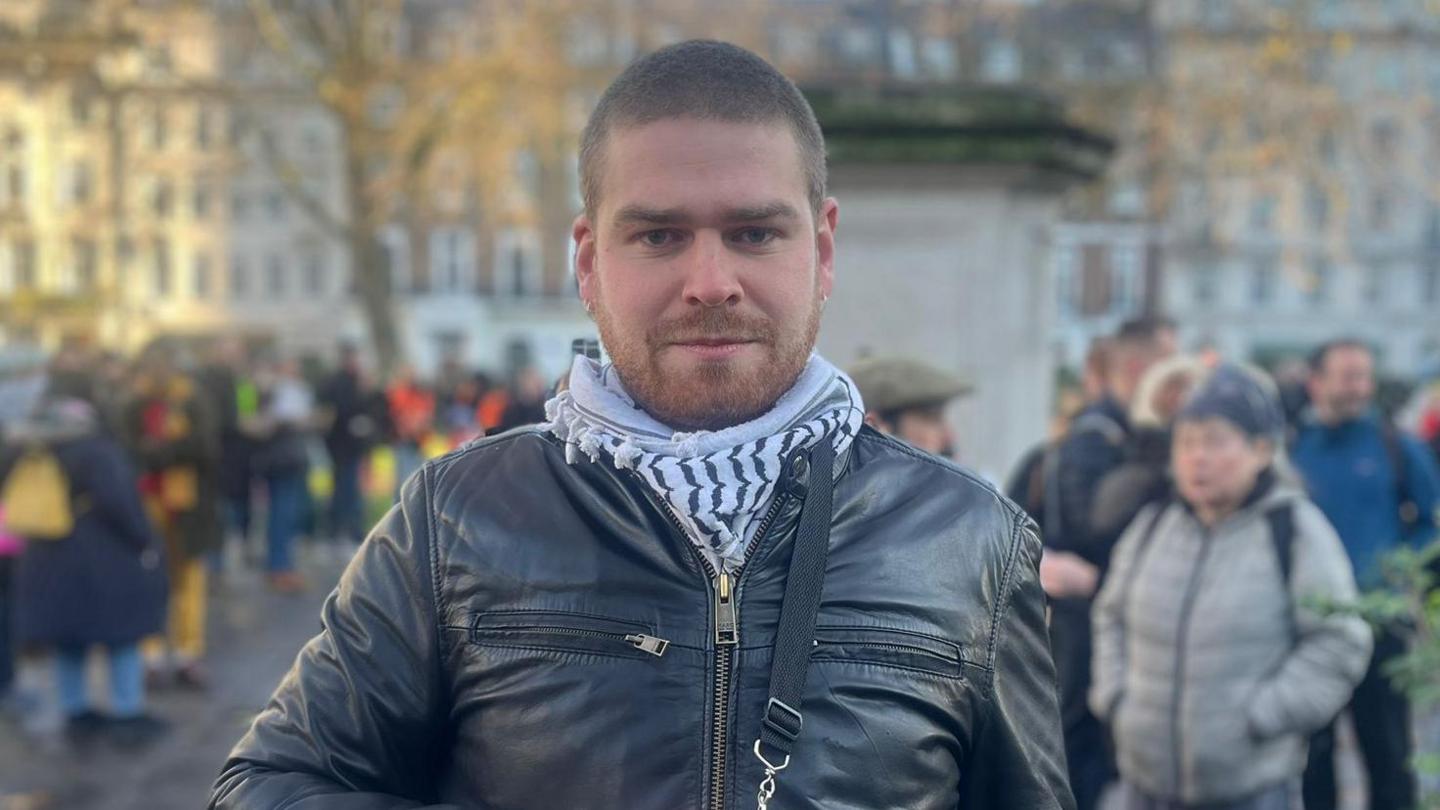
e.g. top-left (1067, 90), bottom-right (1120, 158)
top-left (1176, 364), bottom-right (1285, 442)
top-left (1091, 363), bottom-right (1370, 810)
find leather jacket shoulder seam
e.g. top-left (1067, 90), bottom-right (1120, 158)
top-left (854, 429), bottom-right (1027, 524)
top-left (982, 516), bottom-right (1028, 694)
top-left (419, 463), bottom-right (448, 704)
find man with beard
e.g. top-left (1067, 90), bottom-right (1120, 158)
top-left (211, 41), bottom-right (1070, 810)
top-left (1292, 339), bottom-right (1440, 810)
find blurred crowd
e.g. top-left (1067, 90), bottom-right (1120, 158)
top-left (0, 337), bottom-right (552, 747)
top-left (2, 323), bottom-right (1440, 810)
top-left (996, 320), bottom-right (1440, 810)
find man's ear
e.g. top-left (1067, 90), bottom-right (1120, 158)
top-left (574, 213), bottom-right (597, 310)
top-left (816, 197), bottom-right (839, 300)
top-left (863, 411), bottom-right (886, 433)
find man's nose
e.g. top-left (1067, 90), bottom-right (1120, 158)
top-left (680, 233), bottom-right (743, 307)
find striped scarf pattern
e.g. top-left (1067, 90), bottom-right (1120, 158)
top-left (544, 354), bottom-right (864, 573)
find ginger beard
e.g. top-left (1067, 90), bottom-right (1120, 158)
top-left (592, 290), bottom-right (823, 432)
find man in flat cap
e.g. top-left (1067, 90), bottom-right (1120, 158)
top-left (850, 356), bottom-right (972, 458)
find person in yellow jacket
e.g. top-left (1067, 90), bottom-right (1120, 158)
top-left (124, 344), bottom-right (221, 690)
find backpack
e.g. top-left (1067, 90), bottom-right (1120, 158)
top-left (1124, 502), bottom-right (1298, 607)
top-left (0, 446), bottom-right (75, 540)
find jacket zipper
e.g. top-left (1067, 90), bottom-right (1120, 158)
top-left (472, 625), bottom-right (670, 657)
top-left (1170, 527), bottom-right (1213, 798)
top-left (638, 472), bottom-right (789, 810)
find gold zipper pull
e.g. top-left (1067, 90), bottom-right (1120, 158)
top-left (624, 634), bottom-right (670, 657)
top-left (715, 571), bottom-right (739, 646)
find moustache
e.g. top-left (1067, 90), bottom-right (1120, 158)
top-left (648, 311), bottom-right (775, 346)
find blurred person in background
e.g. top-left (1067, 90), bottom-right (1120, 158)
top-left (1090, 355), bottom-right (1211, 544)
top-left (3, 368), bottom-right (169, 747)
top-left (848, 356), bottom-right (972, 457)
top-left (253, 356), bottom-right (315, 594)
top-left (1036, 317), bottom-right (1176, 810)
top-left (1092, 365), bottom-right (1370, 810)
top-left (1008, 337), bottom-right (1112, 518)
top-left (1291, 339), bottom-right (1440, 810)
top-left (318, 343), bottom-right (379, 550)
top-left (494, 366), bottom-right (549, 433)
top-left (198, 337), bottom-right (258, 572)
top-left (385, 365), bottom-right (434, 494)
top-left (438, 374), bottom-right (484, 446)
top-left (127, 344), bottom-right (221, 691)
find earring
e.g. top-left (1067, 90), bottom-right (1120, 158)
top-left (583, 299), bottom-right (594, 314)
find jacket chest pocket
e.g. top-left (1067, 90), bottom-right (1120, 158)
top-left (811, 625), bottom-right (964, 679)
top-left (468, 610), bottom-right (670, 661)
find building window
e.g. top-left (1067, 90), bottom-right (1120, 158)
top-left (266, 254), bottom-right (285, 298)
top-left (1306, 184), bottom-right (1329, 231)
top-left (152, 178), bottom-right (173, 218)
top-left (193, 253), bottom-right (212, 299)
top-left (230, 256), bottom-right (249, 298)
top-left (231, 189), bottom-right (249, 220)
top-left (428, 227), bottom-right (475, 294)
top-left (73, 239), bottom-right (96, 292)
top-left (981, 39), bottom-right (1022, 83)
top-left (1193, 264), bottom-right (1218, 307)
top-left (1079, 244), bottom-right (1113, 316)
top-left (153, 238), bottom-right (171, 297)
top-left (266, 190), bottom-right (285, 222)
top-left (303, 252), bottom-right (325, 296)
top-left (1250, 259), bottom-right (1277, 305)
top-left (1372, 119), bottom-right (1399, 160)
top-left (1308, 260), bottom-right (1332, 306)
top-left (71, 161), bottom-right (93, 205)
top-left (1361, 266), bottom-right (1385, 305)
top-left (193, 179), bottom-right (211, 219)
top-left (1422, 264), bottom-right (1439, 304)
top-left (1370, 191), bottom-right (1393, 232)
top-left (496, 229), bottom-right (540, 297)
top-left (148, 107), bottom-right (167, 150)
top-left (195, 107), bottom-right (213, 150)
top-left (13, 240), bottom-right (36, 290)
top-left (1249, 194), bottom-right (1276, 232)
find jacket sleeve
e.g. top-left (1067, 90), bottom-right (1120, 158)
top-left (1088, 503), bottom-right (1157, 724)
top-left (959, 515), bottom-right (1076, 810)
top-left (1399, 433), bottom-right (1440, 547)
top-left (1053, 429), bottom-right (1124, 564)
top-left (1245, 502), bottom-right (1373, 740)
top-left (209, 468), bottom-right (461, 810)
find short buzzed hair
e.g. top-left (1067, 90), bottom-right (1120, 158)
top-left (1115, 316), bottom-right (1176, 349)
top-left (579, 40), bottom-right (827, 219)
top-left (1308, 338), bottom-right (1372, 375)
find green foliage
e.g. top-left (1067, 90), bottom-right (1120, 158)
top-left (1316, 539), bottom-right (1440, 806)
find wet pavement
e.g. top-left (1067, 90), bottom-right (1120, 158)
top-left (0, 547), bottom-right (349, 810)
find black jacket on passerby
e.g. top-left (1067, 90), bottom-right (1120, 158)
top-left (319, 369), bottom-right (380, 466)
top-left (1090, 427), bottom-right (1172, 548)
top-left (211, 426), bottom-right (1072, 809)
top-left (1041, 396), bottom-right (1132, 810)
top-left (2, 402), bottom-right (166, 649)
top-left (198, 362), bottom-right (254, 506)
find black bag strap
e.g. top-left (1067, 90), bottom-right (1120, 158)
top-left (1379, 423), bottom-right (1421, 531)
top-left (752, 438), bottom-right (836, 807)
top-left (1265, 504), bottom-right (1296, 587)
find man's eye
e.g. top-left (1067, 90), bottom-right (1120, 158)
top-left (641, 230), bottom-right (677, 247)
top-left (734, 227), bottom-right (776, 246)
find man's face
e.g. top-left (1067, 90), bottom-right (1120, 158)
top-left (886, 405), bottom-right (956, 458)
top-left (1309, 346), bottom-right (1375, 423)
top-left (574, 118), bottom-right (837, 431)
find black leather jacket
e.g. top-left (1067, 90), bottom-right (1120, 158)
top-left (210, 426), bottom-right (1072, 810)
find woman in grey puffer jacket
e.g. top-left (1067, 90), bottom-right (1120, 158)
top-left (1091, 365), bottom-right (1372, 810)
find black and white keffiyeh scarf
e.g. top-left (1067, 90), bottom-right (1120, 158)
top-left (544, 353), bottom-right (864, 573)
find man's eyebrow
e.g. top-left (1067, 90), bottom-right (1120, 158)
top-left (610, 202), bottom-right (802, 227)
top-left (725, 202), bottom-right (800, 222)
top-left (613, 206), bottom-right (688, 227)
